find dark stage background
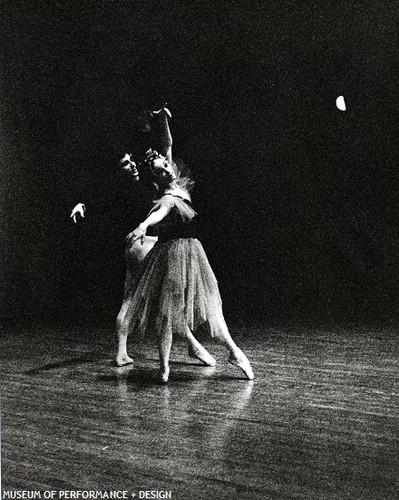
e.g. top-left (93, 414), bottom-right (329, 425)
top-left (1, 0), bottom-right (399, 325)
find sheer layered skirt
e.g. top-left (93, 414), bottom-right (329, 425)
top-left (123, 238), bottom-right (226, 339)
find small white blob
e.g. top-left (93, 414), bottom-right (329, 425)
top-left (336, 95), bottom-right (346, 111)
top-left (70, 203), bottom-right (86, 223)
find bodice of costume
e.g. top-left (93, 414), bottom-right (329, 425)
top-left (151, 194), bottom-right (198, 242)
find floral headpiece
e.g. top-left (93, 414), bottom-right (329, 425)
top-left (143, 148), bottom-right (162, 165)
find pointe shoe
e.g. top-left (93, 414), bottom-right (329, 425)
top-left (188, 346), bottom-right (216, 367)
top-left (229, 355), bottom-right (254, 380)
top-left (158, 367), bottom-right (170, 383)
top-left (115, 354), bottom-right (134, 367)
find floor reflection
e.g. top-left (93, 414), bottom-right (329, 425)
top-left (111, 364), bottom-right (254, 466)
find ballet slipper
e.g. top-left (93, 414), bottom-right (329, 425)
top-left (115, 354), bottom-right (134, 367)
top-left (229, 355), bottom-right (254, 380)
top-left (188, 345), bottom-right (216, 366)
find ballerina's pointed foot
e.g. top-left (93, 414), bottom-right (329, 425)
top-left (158, 366), bottom-right (170, 384)
top-left (115, 354), bottom-right (134, 367)
top-left (229, 355), bottom-right (254, 380)
top-left (188, 346), bottom-right (216, 367)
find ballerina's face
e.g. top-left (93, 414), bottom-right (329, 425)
top-left (150, 154), bottom-right (176, 182)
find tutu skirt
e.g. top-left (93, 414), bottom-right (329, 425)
top-left (123, 238), bottom-right (225, 339)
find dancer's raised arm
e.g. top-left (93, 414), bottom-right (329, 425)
top-left (153, 106), bottom-right (173, 164)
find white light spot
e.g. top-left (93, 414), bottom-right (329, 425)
top-left (70, 203), bottom-right (86, 223)
top-left (336, 95), bottom-right (346, 111)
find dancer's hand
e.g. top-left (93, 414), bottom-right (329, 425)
top-left (153, 104), bottom-right (172, 119)
top-left (70, 203), bottom-right (86, 223)
top-left (126, 224), bottom-right (147, 245)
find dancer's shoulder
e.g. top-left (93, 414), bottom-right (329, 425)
top-left (159, 193), bottom-right (178, 206)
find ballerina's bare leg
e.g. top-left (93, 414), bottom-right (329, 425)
top-left (213, 317), bottom-right (254, 380)
top-left (159, 326), bottom-right (216, 383)
top-left (158, 328), bottom-right (173, 383)
top-left (184, 326), bottom-right (216, 366)
top-left (115, 296), bottom-right (134, 366)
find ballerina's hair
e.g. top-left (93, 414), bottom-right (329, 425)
top-left (172, 157), bottom-right (195, 193)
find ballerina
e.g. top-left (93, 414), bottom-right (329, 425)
top-left (115, 107), bottom-right (254, 382)
top-left (117, 108), bottom-right (216, 369)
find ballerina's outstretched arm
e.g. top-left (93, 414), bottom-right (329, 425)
top-left (126, 196), bottom-right (174, 245)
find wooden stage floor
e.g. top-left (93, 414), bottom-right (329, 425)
top-left (1, 319), bottom-right (398, 499)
